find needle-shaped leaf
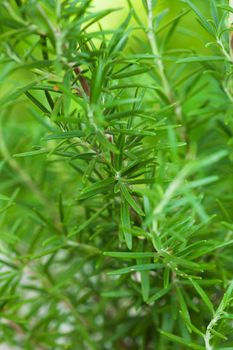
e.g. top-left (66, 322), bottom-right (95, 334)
top-left (120, 200), bottom-right (132, 250)
top-left (160, 331), bottom-right (205, 349)
top-left (112, 67), bottom-right (151, 79)
top-left (101, 290), bottom-right (133, 298)
top-left (216, 280), bottom-right (233, 314)
top-left (103, 252), bottom-right (155, 259)
top-left (25, 92), bottom-right (50, 114)
top-left (141, 269), bottom-right (150, 302)
top-left (177, 56), bottom-right (226, 63)
top-left (90, 59), bottom-right (105, 104)
top-left (189, 278), bottom-right (215, 314)
top-left (182, 0), bottom-right (214, 35)
top-left (69, 202), bottom-right (110, 237)
top-left (77, 178), bottom-right (115, 200)
top-left (96, 130), bottom-right (119, 154)
top-left (120, 184), bottom-right (144, 216)
top-left (107, 263), bottom-right (164, 275)
top-left (148, 287), bottom-right (170, 305)
top-left (44, 130), bottom-right (85, 140)
top-left (14, 149), bottom-right (48, 157)
top-left (176, 285), bottom-right (191, 324)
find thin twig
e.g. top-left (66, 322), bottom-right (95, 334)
top-left (146, 0), bottom-right (183, 126)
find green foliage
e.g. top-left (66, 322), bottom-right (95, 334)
top-left (0, 0), bottom-right (233, 349)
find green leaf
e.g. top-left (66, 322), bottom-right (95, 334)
top-left (163, 266), bottom-right (170, 288)
top-left (160, 331), bottom-right (205, 349)
top-left (14, 149), bottom-right (48, 157)
top-left (112, 67), bottom-right (151, 79)
top-left (108, 129), bottom-right (156, 136)
top-left (107, 263), bottom-right (164, 275)
top-left (189, 278), bottom-right (215, 314)
top-left (176, 286), bottom-right (191, 324)
top-left (25, 91), bottom-right (50, 114)
top-left (77, 178), bottom-right (115, 200)
top-left (120, 184), bottom-right (144, 216)
top-left (106, 109), bottom-right (145, 122)
top-left (82, 9), bottom-right (120, 31)
top-left (216, 280), bottom-right (233, 314)
top-left (177, 56), bottom-right (226, 63)
top-left (0, 81), bottom-right (38, 107)
top-left (103, 252), bottom-right (155, 259)
top-left (120, 158), bottom-right (155, 177)
top-left (44, 130), bottom-right (85, 140)
top-left (210, 328), bottom-right (227, 341)
top-left (90, 59), bottom-right (105, 104)
top-left (181, 0), bottom-right (214, 35)
top-left (141, 269), bottom-right (150, 302)
top-left (96, 130), bottom-right (119, 154)
top-left (101, 290), bottom-right (133, 298)
top-left (0, 194), bottom-right (10, 201)
top-left (69, 202), bottom-right (110, 237)
top-left (120, 201), bottom-right (132, 250)
top-left (148, 287), bottom-right (170, 305)
top-left (217, 5), bottom-right (233, 14)
top-left (156, 9), bottom-right (190, 34)
top-left (0, 232), bottom-right (20, 244)
top-left (209, 0), bottom-right (219, 25)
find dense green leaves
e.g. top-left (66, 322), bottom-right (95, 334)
top-left (0, 0), bottom-right (233, 349)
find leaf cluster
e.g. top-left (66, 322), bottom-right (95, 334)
top-left (0, 0), bottom-right (233, 349)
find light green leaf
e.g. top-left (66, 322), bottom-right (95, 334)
top-left (120, 201), bottom-right (132, 250)
top-left (189, 278), bottom-right (215, 314)
top-left (107, 263), bottom-right (164, 275)
top-left (103, 252), bottom-right (155, 259)
top-left (120, 184), bottom-right (144, 216)
top-left (77, 178), bottom-right (115, 200)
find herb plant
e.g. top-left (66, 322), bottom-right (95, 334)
top-left (0, 0), bottom-right (233, 349)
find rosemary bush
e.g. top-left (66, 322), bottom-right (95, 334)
top-left (0, 0), bottom-right (233, 349)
